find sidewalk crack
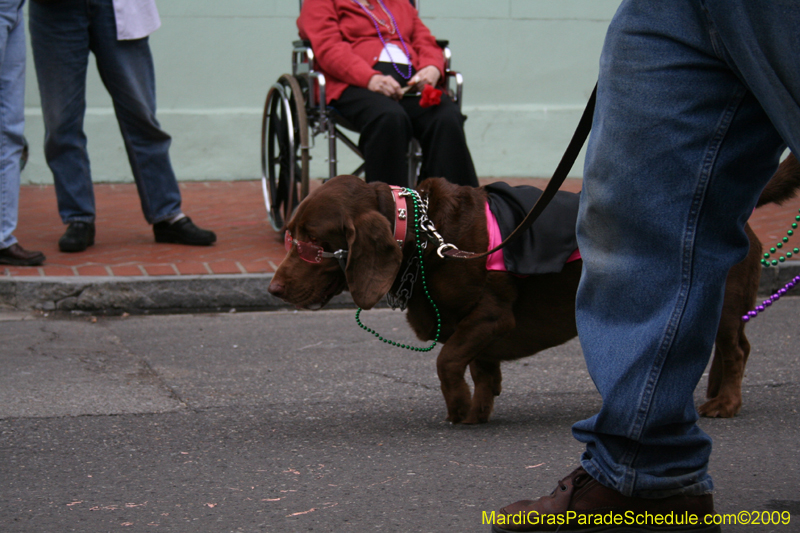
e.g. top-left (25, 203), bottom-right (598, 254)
top-left (136, 357), bottom-right (189, 409)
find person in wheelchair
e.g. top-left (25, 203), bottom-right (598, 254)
top-left (298, 0), bottom-right (479, 187)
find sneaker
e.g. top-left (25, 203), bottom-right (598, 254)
top-left (153, 216), bottom-right (216, 246)
top-left (490, 467), bottom-right (719, 532)
top-left (0, 243), bottom-right (46, 266)
top-left (59, 221), bottom-right (95, 253)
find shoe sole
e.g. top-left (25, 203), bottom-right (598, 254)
top-left (0, 257), bottom-right (45, 267)
top-left (58, 239), bottom-right (94, 253)
top-left (154, 235), bottom-right (215, 246)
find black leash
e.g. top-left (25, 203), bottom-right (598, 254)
top-left (442, 83), bottom-right (597, 261)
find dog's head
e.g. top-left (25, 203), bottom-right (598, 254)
top-left (267, 175), bottom-right (404, 310)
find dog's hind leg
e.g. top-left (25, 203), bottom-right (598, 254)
top-left (705, 346), bottom-right (724, 401)
top-left (700, 223), bottom-right (760, 417)
top-left (465, 359), bottom-right (502, 424)
top-left (699, 231), bottom-right (758, 418)
top-left (699, 325), bottom-right (749, 417)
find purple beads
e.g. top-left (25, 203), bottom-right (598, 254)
top-left (742, 272), bottom-right (800, 322)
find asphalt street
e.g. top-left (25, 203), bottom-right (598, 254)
top-left (1, 298), bottom-right (799, 532)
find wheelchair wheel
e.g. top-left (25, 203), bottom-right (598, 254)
top-left (261, 74), bottom-right (309, 231)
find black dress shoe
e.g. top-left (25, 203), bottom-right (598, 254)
top-left (59, 221), bottom-right (95, 252)
top-left (153, 216), bottom-right (216, 246)
top-left (0, 243), bottom-right (46, 266)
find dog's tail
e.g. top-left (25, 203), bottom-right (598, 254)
top-left (757, 153), bottom-right (800, 207)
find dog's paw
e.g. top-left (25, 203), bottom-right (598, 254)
top-left (698, 396), bottom-right (741, 418)
top-left (462, 413), bottom-right (490, 425)
top-left (462, 402), bottom-right (493, 424)
top-left (446, 411), bottom-right (466, 424)
top-left (446, 403), bottom-right (471, 424)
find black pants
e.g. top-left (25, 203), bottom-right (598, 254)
top-left (331, 64), bottom-right (478, 187)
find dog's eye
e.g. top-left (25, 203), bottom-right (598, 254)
top-left (298, 230), bottom-right (318, 244)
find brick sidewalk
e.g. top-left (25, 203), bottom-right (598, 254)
top-left (11, 180), bottom-right (280, 277)
top-left (5, 178), bottom-right (800, 278)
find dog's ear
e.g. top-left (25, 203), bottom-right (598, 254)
top-left (345, 210), bottom-right (403, 309)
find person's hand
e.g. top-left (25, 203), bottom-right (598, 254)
top-left (407, 65), bottom-right (441, 92)
top-left (367, 74), bottom-right (404, 100)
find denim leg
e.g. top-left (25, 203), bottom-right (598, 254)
top-left (0, 0), bottom-right (25, 249)
top-left (87, 0), bottom-right (181, 224)
top-left (573, 0), bottom-right (800, 498)
top-left (28, 0), bottom-right (95, 224)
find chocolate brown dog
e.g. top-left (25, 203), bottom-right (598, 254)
top-left (268, 155), bottom-right (800, 423)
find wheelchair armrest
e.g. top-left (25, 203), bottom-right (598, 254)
top-left (308, 71), bottom-right (328, 118)
top-left (292, 40), bottom-right (315, 76)
top-left (443, 69), bottom-right (464, 113)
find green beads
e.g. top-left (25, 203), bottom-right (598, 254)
top-left (762, 210), bottom-right (800, 268)
top-left (355, 188), bottom-right (442, 352)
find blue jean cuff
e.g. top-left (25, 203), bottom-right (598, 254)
top-left (151, 210), bottom-right (184, 225)
top-left (0, 237), bottom-right (19, 250)
top-left (581, 457), bottom-right (715, 499)
top-left (64, 217), bottom-right (95, 224)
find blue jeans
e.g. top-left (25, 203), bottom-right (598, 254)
top-left (29, 0), bottom-right (181, 225)
top-left (574, 0), bottom-right (800, 498)
top-left (0, 0), bottom-right (25, 249)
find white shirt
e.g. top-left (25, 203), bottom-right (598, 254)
top-left (113, 0), bottom-right (161, 40)
top-left (378, 43), bottom-right (409, 65)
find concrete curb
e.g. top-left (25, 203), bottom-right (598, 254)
top-left (2, 261), bottom-right (799, 314)
top-left (757, 260), bottom-right (800, 298)
top-left (0, 274), bottom-right (356, 314)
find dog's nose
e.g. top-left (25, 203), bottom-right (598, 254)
top-left (268, 279), bottom-right (285, 298)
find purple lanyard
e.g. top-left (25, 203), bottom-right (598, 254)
top-left (350, 0), bottom-right (413, 80)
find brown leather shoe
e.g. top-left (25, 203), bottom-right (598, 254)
top-left (0, 243), bottom-right (45, 266)
top-left (490, 468), bottom-right (720, 532)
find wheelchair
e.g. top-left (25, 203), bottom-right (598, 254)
top-left (260, 0), bottom-right (465, 231)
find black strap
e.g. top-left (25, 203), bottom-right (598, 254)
top-left (443, 83), bottom-right (597, 261)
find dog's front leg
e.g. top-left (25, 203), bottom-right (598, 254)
top-left (467, 359), bottom-right (502, 424)
top-left (436, 306), bottom-right (515, 424)
top-left (437, 348), bottom-right (473, 423)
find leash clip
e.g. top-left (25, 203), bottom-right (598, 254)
top-left (436, 243), bottom-right (457, 258)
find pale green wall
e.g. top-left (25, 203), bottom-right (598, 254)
top-left (21, 0), bottom-right (620, 184)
